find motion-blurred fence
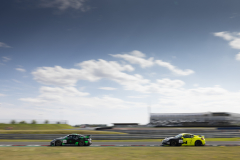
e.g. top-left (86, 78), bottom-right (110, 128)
top-left (0, 132), bottom-right (239, 140)
top-left (0, 119), bottom-right (67, 124)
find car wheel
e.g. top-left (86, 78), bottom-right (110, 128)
top-left (55, 140), bottom-right (62, 146)
top-left (78, 141), bottom-right (85, 146)
top-left (170, 141), bottom-right (177, 146)
top-left (195, 140), bottom-right (202, 146)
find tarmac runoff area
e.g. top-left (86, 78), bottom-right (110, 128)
top-left (0, 141), bottom-right (240, 147)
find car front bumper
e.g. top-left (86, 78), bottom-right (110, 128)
top-left (50, 141), bottom-right (55, 146)
top-left (161, 140), bottom-right (170, 146)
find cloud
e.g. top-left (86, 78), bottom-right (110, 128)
top-left (40, 0), bottom-right (89, 11)
top-left (0, 42), bottom-right (11, 48)
top-left (98, 87), bottom-right (117, 90)
top-left (214, 32), bottom-right (235, 41)
top-left (111, 50), bottom-right (194, 76)
top-left (16, 68), bottom-right (26, 72)
top-left (214, 31), bottom-right (240, 50)
top-left (32, 59), bottom-right (149, 88)
top-left (156, 78), bottom-right (185, 88)
top-left (20, 86), bottom-right (89, 104)
top-left (155, 60), bottom-right (194, 76)
top-left (110, 50), bottom-right (154, 68)
top-left (151, 85), bottom-right (240, 113)
top-left (19, 86), bottom-right (145, 109)
top-left (214, 31), bottom-right (240, 60)
top-left (236, 53), bottom-right (240, 61)
top-left (31, 55), bottom-right (193, 94)
top-left (128, 95), bottom-right (149, 99)
top-left (188, 86), bottom-right (228, 96)
top-left (2, 57), bottom-right (11, 62)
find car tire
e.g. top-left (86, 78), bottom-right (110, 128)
top-left (78, 141), bottom-right (85, 146)
top-left (55, 140), bottom-right (62, 146)
top-left (170, 141), bottom-right (177, 146)
top-left (195, 140), bottom-right (202, 146)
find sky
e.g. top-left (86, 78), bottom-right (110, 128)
top-left (1, 0), bottom-right (240, 125)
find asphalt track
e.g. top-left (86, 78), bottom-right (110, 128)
top-left (0, 141), bottom-right (240, 147)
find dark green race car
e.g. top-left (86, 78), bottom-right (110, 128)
top-left (50, 134), bottom-right (92, 146)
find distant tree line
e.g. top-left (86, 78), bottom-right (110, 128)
top-left (9, 120), bottom-right (61, 124)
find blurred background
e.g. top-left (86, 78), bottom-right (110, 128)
top-left (1, 0), bottom-right (240, 141)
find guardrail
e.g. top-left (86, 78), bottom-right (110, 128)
top-left (0, 132), bottom-right (239, 140)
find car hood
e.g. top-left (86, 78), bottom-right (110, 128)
top-left (52, 137), bottom-right (64, 141)
top-left (164, 137), bottom-right (178, 141)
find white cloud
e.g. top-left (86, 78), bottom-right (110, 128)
top-left (214, 32), bottom-right (235, 41)
top-left (32, 66), bottom-right (85, 86)
top-left (19, 86), bottom-right (145, 110)
top-left (188, 86), bottom-right (228, 96)
top-left (0, 42), bottom-right (11, 48)
top-left (214, 31), bottom-right (240, 60)
top-left (155, 60), bottom-right (194, 76)
top-left (16, 68), bottom-right (26, 72)
top-left (40, 0), bottom-right (88, 11)
top-left (20, 86), bottom-right (89, 104)
top-left (214, 31), bottom-right (240, 51)
top-left (128, 95), bottom-right (149, 99)
top-left (110, 50), bottom-right (154, 68)
top-left (156, 78), bottom-right (185, 88)
top-left (236, 53), bottom-right (240, 61)
top-left (32, 59), bottom-right (149, 88)
top-left (111, 50), bottom-right (194, 75)
top-left (152, 85), bottom-right (240, 113)
top-left (2, 57), bottom-right (11, 62)
top-left (98, 87), bottom-right (117, 90)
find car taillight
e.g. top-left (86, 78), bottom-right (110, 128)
top-left (201, 138), bottom-right (204, 140)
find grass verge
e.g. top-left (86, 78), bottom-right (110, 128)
top-left (0, 130), bottom-right (126, 134)
top-left (0, 138), bottom-right (239, 142)
top-left (0, 147), bottom-right (240, 160)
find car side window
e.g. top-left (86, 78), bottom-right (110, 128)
top-left (68, 135), bottom-right (73, 139)
top-left (183, 135), bottom-right (191, 138)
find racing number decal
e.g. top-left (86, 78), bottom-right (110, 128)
top-left (63, 140), bottom-right (67, 143)
top-left (183, 141), bottom-right (187, 144)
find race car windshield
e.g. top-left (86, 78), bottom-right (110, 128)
top-left (175, 134), bottom-right (182, 138)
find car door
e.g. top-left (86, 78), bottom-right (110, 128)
top-left (67, 135), bottom-right (75, 145)
top-left (71, 135), bottom-right (79, 145)
top-left (182, 134), bottom-right (192, 146)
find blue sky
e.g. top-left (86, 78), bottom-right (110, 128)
top-left (1, 0), bottom-right (240, 125)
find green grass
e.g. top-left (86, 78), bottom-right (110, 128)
top-left (0, 138), bottom-right (239, 142)
top-left (0, 147), bottom-right (240, 160)
top-left (0, 130), bottom-right (126, 135)
top-left (0, 124), bottom-right (74, 130)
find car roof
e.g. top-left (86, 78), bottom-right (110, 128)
top-left (68, 134), bottom-right (84, 136)
top-left (180, 133), bottom-right (193, 135)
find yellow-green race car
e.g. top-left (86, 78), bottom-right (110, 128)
top-left (161, 133), bottom-right (205, 146)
